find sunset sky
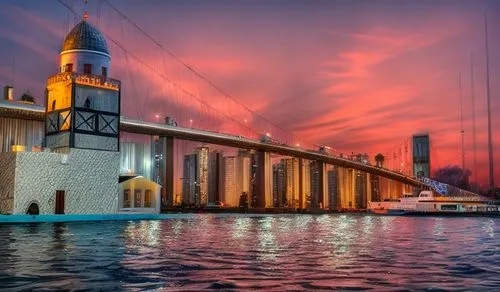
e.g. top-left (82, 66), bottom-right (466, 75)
top-left (0, 0), bottom-right (499, 187)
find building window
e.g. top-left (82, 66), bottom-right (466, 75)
top-left (101, 66), bottom-right (107, 77)
top-left (123, 189), bottom-right (130, 208)
top-left (134, 190), bottom-right (142, 208)
top-left (65, 63), bottom-right (73, 73)
top-left (144, 190), bottom-right (152, 208)
top-left (83, 64), bottom-right (92, 75)
top-left (51, 100), bottom-right (56, 111)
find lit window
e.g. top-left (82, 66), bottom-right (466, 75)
top-left (144, 190), bottom-right (152, 208)
top-left (123, 190), bottom-right (130, 208)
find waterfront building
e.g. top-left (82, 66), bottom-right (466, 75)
top-left (180, 147), bottom-right (210, 206)
top-left (412, 133), bottom-right (430, 178)
top-left (370, 175), bottom-right (381, 202)
top-left (251, 151), bottom-right (272, 208)
top-left (119, 176), bottom-right (161, 213)
top-left (0, 17), bottom-right (130, 215)
top-left (0, 88), bottom-right (44, 153)
top-left (327, 168), bottom-right (338, 210)
top-left (310, 161), bottom-right (321, 208)
top-left (221, 154), bottom-right (250, 207)
top-left (301, 160), bottom-right (311, 209)
top-left (208, 150), bottom-right (223, 204)
top-left (349, 153), bottom-right (370, 209)
top-left (273, 162), bottom-right (285, 207)
top-left (283, 158), bottom-right (299, 208)
top-left (195, 147), bottom-right (209, 205)
top-left (120, 141), bottom-right (152, 178)
top-left (182, 153), bottom-right (197, 205)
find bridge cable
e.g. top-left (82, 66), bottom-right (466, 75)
top-left (56, 0), bottom-right (265, 138)
top-left (101, 0), bottom-right (308, 144)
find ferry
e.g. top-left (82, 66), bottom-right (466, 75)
top-left (368, 190), bottom-right (500, 216)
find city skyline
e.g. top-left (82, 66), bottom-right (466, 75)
top-left (0, 0), bottom-right (499, 187)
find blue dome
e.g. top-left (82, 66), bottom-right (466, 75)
top-left (62, 21), bottom-right (109, 55)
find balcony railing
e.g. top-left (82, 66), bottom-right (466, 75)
top-left (47, 72), bottom-right (120, 91)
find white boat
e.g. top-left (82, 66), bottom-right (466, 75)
top-left (368, 190), bottom-right (500, 215)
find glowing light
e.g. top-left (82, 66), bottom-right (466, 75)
top-left (266, 132), bottom-right (271, 137)
top-left (11, 145), bottom-right (25, 152)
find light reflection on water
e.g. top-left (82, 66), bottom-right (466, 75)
top-left (1, 214), bottom-right (500, 290)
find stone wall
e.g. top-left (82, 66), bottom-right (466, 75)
top-left (12, 148), bottom-right (120, 214)
top-left (0, 153), bottom-right (16, 214)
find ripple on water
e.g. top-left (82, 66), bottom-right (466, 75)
top-left (0, 215), bottom-right (499, 290)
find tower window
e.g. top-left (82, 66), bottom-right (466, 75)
top-left (65, 63), bottom-right (73, 73)
top-left (101, 66), bottom-right (108, 77)
top-left (51, 100), bottom-right (56, 111)
top-left (83, 64), bottom-right (92, 75)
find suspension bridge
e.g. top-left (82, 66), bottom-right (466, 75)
top-left (0, 0), bottom-right (480, 212)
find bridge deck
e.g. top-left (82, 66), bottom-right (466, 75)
top-left (0, 101), bottom-right (426, 188)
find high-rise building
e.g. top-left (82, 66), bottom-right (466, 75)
top-left (349, 153), bottom-right (369, 209)
top-left (310, 161), bottom-right (321, 208)
top-left (355, 171), bottom-right (368, 209)
top-left (327, 168), bottom-right (338, 209)
top-left (301, 160), bottom-right (311, 209)
top-left (208, 150), bottom-right (223, 204)
top-left (412, 134), bottom-right (430, 178)
top-left (370, 175), bottom-right (381, 202)
top-left (273, 162), bottom-right (285, 207)
top-left (221, 153), bottom-right (250, 207)
top-left (194, 147), bottom-right (209, 205)
top-left (283, 158), bottom-right (299, 207)
top-left (182, 153), bottom-right (197, 205)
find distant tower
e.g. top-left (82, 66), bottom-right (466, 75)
top-left (412, 134), bottom-right (430, 178)
top-left (375, 153), bottom-right (385, 168)
top-left (45, 15), bottom-right (120, 151)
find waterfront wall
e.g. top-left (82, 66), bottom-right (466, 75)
top-left (1, 149), bottom-right (120, 215)
top-left (0, 153), bottom-right (16, 214)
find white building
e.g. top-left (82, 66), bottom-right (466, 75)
top-left (0, 17), bottom-right (155, 215)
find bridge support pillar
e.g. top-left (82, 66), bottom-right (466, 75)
top-left (317, 161), bottom-right (327, 209)
top-left (366, 173), bottom-right (372, 204)
top-left (255, 151), bottom-right (272, 208)
top-left (161, 136), bottom-right (175, 208)
top-left (299, 158), bottom-right (304, 209)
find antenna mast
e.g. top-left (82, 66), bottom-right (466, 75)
top-left (484, 11), bottom-right (495, 191)
top-left (459, 73), bottom-right (465, 172)
top-left (470, 52), bottom-right (478, 191)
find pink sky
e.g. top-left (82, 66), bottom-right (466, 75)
top-left (0, 0), bottom-right (499, 187)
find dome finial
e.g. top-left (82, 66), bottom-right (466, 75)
top-left (83, 0), bottom-right (89, 21)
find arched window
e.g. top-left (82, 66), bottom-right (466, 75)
top-left (51, 100), bottom-right (56, 111)
top-left (84, 97), bottom-right (91, 109)
top-left (26, 202), bottom-right (40, 215)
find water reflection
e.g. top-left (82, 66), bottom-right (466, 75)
top-left (1, 215), bottom-right (500, 290)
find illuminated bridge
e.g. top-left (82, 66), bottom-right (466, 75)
top-left (1, 100), bottom-right (478, 211)
top-left (0, 1), bottom-right (479, 211)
